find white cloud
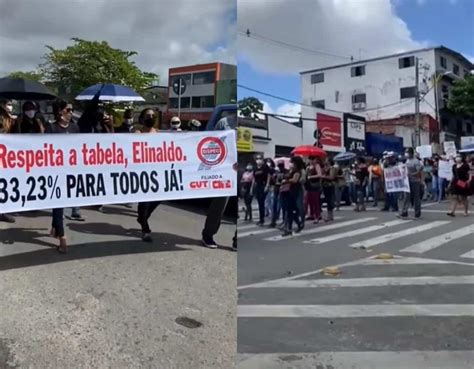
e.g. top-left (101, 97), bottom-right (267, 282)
top-left (0, 0), bottom-right (236, 83)
top-left (237, 0), bottom-right (425, 75)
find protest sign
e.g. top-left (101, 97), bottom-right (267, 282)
top-left (461, 136), bottom-right (474, 149)
top-left (416, 145), bottom-right (432, 159)
top-left (438, 160), bottom-right (453, 181)
top-left (443, 141), bottom-right (457, 158)
top-left (383, 164), bottom-right (410, 193)
top-left (0, 131), bottom-right (237, 213)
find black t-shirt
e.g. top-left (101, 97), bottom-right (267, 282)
top-left (46, 122), bottom-right (80, 134)
top-left (254, 164), bottom-right (270, 186)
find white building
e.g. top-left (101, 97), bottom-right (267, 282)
top-left (300, 46), bottom-right (473, 146)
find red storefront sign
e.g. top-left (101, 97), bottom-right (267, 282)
top-left (316, 113), bottom-right (342, 148)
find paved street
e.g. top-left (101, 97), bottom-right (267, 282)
top-left (0, 202), bottom-right (236, 369)
top-left (237, 200), bottom-right (474, 369)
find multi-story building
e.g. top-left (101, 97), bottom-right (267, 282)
top-left (300, 46), bottom-right (473, 147)
top-left (164, 62), bottom-right (236, 128)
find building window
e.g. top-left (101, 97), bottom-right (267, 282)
top-left (311, 100), bottom-right (325, 109)
top-left (192, 96), bottom-right (201, 108)
top-left (352, 93), bottom-right (366, 104)
top-left (190, 96), bottom-right (215, 108)
top-left (453, 64), bottom-right (459, 76)
top-left (440, 56), bottom-right (447, 69)
top-left (169, 97), bottom-right (191, 109)
top-left (192, 71), bottom-right (216, 85)
top-left (400, 86), bottom-right (416, 99)
top-left (398, 56), bottom-right (415, 69)
top-left (169, 73), bottom-right (191, 87)
top-left (311, 73), bottom-right (324, 84)
top-left (351, 65), bottom-right (365, 77)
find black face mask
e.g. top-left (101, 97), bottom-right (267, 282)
top-left (144, 117), bottom-right (155, 127)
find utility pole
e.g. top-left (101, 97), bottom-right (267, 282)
top-left (415, 57), bottom-right (420, 147)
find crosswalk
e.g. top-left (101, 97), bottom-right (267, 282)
top-left (238, 207), bottom-right (474, 261)
top-left (237, 255), bottom-right (474, 369)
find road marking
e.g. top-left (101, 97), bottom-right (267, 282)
top-left (264, 217), bottom-right (376, 242)
top-left (349, 221), bottom-right (450, 249)
top-left (336, 208), bottom-right (469, 214)
top-left (252, 275), bottom-right (474, 289)
top-left (356, 256), bottom-right (473, 266)
top-left (304, 219), bottom-right (409, 245)
top-left (460, 250), bottom-right (474, 259)
top-left (237, 223), bottom-right (260, 231)
top-left (238, 304), bottom-right (474, 318)
top-left (236, 351), bottom-right (474, 369)
top-left (401, 224), bottom-right (474, 254)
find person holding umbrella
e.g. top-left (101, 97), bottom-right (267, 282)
top-left (0, 99), bottom-right (16, 223)
top-left (12, 101), bottom-right (45, 133)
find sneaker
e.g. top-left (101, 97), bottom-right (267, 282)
top-left (397, 213), bottom-right (408, 219)
top-left (0, 214), bottom-right (15, 223)
top-left (201, 235), bottom-right (218, 249)
top-left (69, 213), bottom-right (85, 221)
top-left (256, 221), bottom-right (264, 227)
top-left (281, 230), bottom-right (292, 237)
top-left (446, 212), bottom-right (455, 217)
top-left (142, 233), bottom-right (153, 242)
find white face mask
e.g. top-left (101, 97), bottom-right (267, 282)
top-left (246, 166), bottom-right (253, 171)
top-left (25, 110), bottom-right (36, 119)
top-left (455, 157), bottom-right (462, 163)
top-left (256, 159), bottom-right (263, 166)
top-left (5, 104), bottom-right (13, 113)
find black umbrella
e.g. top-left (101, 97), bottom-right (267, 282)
top-left (0, 77), bottom-right (56, 100)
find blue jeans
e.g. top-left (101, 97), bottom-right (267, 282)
top-left (279, 191), bottom-right (289, 225)
top-left (265, 190), bottom-right (274, 218)
top-left (271, 189), bottom-right (281, 225)
top-left (372, 179), bottom-right (381, 206)
top-left (255, 185), bottom-right (266, 223)
top-left (348, 183), bottom-right (356, 204)
top-left (437, 177), bottom-right (446, 202)
top-left (52, 208), bottom-right (64, 237)
top-left (384, 192), bottom-right (399, 211)
top-left (285, 191), bottom-right (301, 231)
top-left (296, 189), bottom-right (305, 226)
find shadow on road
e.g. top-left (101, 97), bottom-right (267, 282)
top-left (67, 222), bottom-right (139, 237)
top-left (1, 227), bottom-right (56, 248)
top-left (0, 230), bottom-right (199, 272)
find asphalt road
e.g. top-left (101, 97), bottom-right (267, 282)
top-left (237, 200), bottom-right (474, 369)
top-left (0, 202), bottom-right (236, 369)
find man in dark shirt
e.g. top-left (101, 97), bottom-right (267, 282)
top-left (354, 157), bottom-right (369, 211)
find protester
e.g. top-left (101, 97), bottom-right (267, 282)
top-left (321, 158), bottom-right (336, 222)
top-left (344, 163), bottom-right (356, 205)
top-left (305, 156), bottom-right (322, 223)
top-left (381, 152), bottom-right (399, 212)
top-left (12, 101), bottom-right (44, 133)
top-left (170, 116), bottom-right (182, 131)
top-left (116, 108), bottom-right (135, 133)
top-left (271, 160), bottom-right (287, 228)
top-left (0, 99), bottom-right (16, 223)
top-left (282, 156), bottom-right (304, 236)
top-left (252, 155), bottom-right (271, 226)
top-left (334, 161), bottom-right (346, 211)
top-left (188, 119), bottom-right (201, 131)
top-left (447, 154), bottom-right (470, 217)
top-left (398, 147), bottom-right (423, 219)
top-left (354, 157), bottom-right (369, 212)
top-left (368, 158), bottom-right (383, 207)
top-left (45, 99), bottom-right (79, 253)
top-left (264, 158), bottom-right (276, 219)
top-left (241, 164), bottom-right (254, 221)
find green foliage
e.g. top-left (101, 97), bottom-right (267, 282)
top-left (448, 74), bottom-right (474, 115)
top-left (8, 71), bottom-right (44, 81)
top-left (39, 38), bottom-right (158, 97)
top-left (238, 96), bottom-right (263, 118)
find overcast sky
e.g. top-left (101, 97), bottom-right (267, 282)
top-left (0, 0), bottom-right (236, 84)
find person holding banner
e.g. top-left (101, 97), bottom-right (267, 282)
top-left (45, 99), bottom-right (79, 252)
top-left (447, 154), bottom-right (470, 217)
top-left (381, 152), bottom-right (399, 212)
top-left (399, 148), bottom-right (423, 219)
top-left (0, 99), bottom-right (16, 223)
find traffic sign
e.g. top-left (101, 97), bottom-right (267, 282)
top-left (172, 78), bottom-right (186, 95)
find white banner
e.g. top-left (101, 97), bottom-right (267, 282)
top-left (438, 160), bottom-right (453, 181)
top-left (347, 119), bottom-right (365, 140)
top-left (461, 136), bottom-right (474, 149)
top-left (443, 141), bottom-right (457, 158)
top-left (416, 145), bottom-right (432, 159)
top-left (0, 131), bottom-right (237, 213)
top-left (383, 164), bottom-right (410, 193)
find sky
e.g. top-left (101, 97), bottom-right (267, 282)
top-left (0, 0), bottom-right (236, 85)
top-left (237, 0), bottom-right (474, 118)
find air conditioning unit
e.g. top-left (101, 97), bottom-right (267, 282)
top-left (352, 102), bottom-right (366, 110)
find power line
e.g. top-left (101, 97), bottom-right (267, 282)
top-left (238, 84), bottom-right (414, 114)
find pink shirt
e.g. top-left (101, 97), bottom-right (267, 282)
top-left (241, 171), bottom-right (254, 183)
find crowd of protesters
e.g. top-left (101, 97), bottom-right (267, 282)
top-left (239, 148), bottom-right (474, 237)
top-left (0, 98), bottom-right (236, 253)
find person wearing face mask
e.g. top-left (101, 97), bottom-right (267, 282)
top-left (116, 108), bottom-right (135, 133)
top-left (188, 119), bottom-right (201, 131)
top-left (305, 156), bottom-right (323, 223)
top-left (170, 116), bottom-right (182, 131)
top-left (241, 164), bottom-right (255, 221)
top-left (12, 101), bottom-right (44, 134)
top-left (252, 155), bottom-right (271, 226)
top-left (0, 99), bottom-right (16, 223)
top-left (271, 161), bottom-right (288, 228)
top-left (281, 156), bottom-right (304, 236)
top-left (398, 147), bottom-right (423, 219)
top-left (264, 158), bottom-right (276, 219)
top-left (447, 154), bottom-right (470, 217)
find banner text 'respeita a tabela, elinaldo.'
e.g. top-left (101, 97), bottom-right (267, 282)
top-left (0, 131), bottom-right (237, 213)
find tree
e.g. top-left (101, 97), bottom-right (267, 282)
top-left (39, 38), bottom-right (158, 98)
top-left (448, 74), bottom-right (474, 116)
top-left (238, 96), bottom-right (264, 119)
top-left (8, 71), bottom-right (44, 81)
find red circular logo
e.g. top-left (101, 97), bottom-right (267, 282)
top-left (197, 137), bottom-right (227, 167)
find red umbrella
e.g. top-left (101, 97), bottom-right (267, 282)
top-left (291, 145), bottom-right (327, 157)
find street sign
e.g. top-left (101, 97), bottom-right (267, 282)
top-left (172, 77), bottom-right (186, 95)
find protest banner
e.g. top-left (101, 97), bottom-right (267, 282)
top-left (0, 131), bottom-right (237, 213)
top-left (461, 136), bottom-right (474, 149)
top-left (443, 141), bottom-right (457, 158)
top-left (383, 164), bottom-right (410, 193)
top-left (438, 160), bottom-right (453, 181)
top-left (416, 145), bottom-right (432, 159)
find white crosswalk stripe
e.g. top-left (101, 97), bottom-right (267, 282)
top-left (349, 221), bottom-right (451, 249)
top-left (460, 250), bottom-right (474, 259)
top-left (304, 219), bottom-right (410, 245)
top-left (401, 224), bottom-right (474, 254)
